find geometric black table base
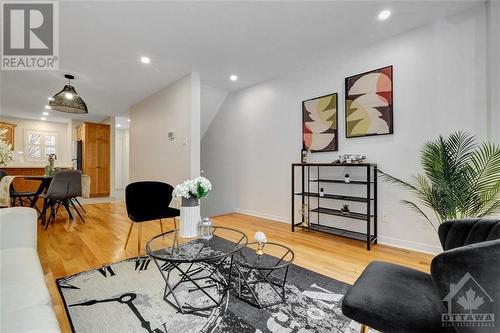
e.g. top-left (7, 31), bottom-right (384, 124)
top-left (233, 242), bottom-right (294, 309)
top-left (151, 256), bottom-right (234, 314)
top-left (146, 227), bottom-right (247, 314)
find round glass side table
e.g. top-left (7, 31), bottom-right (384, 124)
top-left (146, 227), bottom-right (247, 314)
top-left (233, 242), bottom-right (295, 308)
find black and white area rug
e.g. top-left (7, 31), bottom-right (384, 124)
top-left (57, 237), bottom-right (372, 333)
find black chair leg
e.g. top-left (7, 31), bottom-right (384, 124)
top-left (45, 203), bottom-right (54, 231)
top-left (70, 199), bottom-right (85, 223)
top-left (30, 196), bottom-right (42, 214)
top-left (63, 200), bottom-right (74, 220)
top-left (73, 198), bottom-right (86, 213)
top-left (39, 199), bottom-right (48, 225)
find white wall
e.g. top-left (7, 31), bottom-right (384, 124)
top-left (129, 73), bottom-right (201, 186)
top-left (0, 116), bottom-right (72, 167)
top-left (487, 0), bottom-right (500, 143)
top-left (201, 84), bottom-right (228, 137)
top-left (115, 128), bottom-right (129, 199)
top-left (103, 116), bottom-right (116, 197)
top-left (201, 5), bottom-right (488, 253)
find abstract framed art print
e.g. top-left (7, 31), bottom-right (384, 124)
top-left (345, 66), bottom-right (393, 138)
top-left (302, 93), bottom-right (338, 152)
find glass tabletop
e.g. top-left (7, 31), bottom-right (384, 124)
top-left (234, 242), bottom-right (294, 269)
top-left (145, 226), bottom-right (248, 263)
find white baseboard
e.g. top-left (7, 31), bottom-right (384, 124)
top-left (234, 208), bottom-right (289, 224)
top-left (377, 236), bottom-right (442, 255)
top-left (232, 209), bottom-right (442, 255)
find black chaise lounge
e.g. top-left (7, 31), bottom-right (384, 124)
top-left (342, 219), bottom-right (500, 333)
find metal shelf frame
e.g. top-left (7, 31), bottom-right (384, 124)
top-left (291, 163), bottom-right (378, 250)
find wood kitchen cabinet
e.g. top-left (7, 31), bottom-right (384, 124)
top-left (77, 122), bottom-right (110, 197)
top-left (0, 121), bottom-right (16, 149)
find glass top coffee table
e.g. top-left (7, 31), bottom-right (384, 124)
top-left (146, 227), bottom-right (247, 313)
top-left (233, 242), bottom-right (295, 308)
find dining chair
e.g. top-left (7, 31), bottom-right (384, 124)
top-left (125, 181), bottom-right (180, 255)
top-left (40, 170), bottom-right (84, 230)
top-left (0, 170), bottom-right (38, 207)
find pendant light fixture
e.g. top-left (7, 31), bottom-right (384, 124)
top-left (49, 74), bottom-right (88, 114)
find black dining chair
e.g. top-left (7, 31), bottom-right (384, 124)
top-left (0, 170), bottom-right (38, 207)
top-left (125, 181), bottom-right (180, 255)
top-left (40, 170), bottom-right (84, 230)
top-left (341, 219), bottom-right (500, 333)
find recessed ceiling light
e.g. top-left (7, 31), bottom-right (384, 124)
top-left (42, 112), bottom-right (49, 116)
top-left (140, 56), bottom-right (151, 64)
top-left (116, 124), bottom-right (121, 128)
top-left (44, 105), bottom-right (51, 109)
top-left (230, 75), bottom-right (238, 81)
top-left (128, 119), bottom-right (131, 122)
top-left (41, 117), bottom-right (47, 121)
top-left (378, 9), bottom-right (391, 21)
top-left (48, 97), bottom-right (54, 101)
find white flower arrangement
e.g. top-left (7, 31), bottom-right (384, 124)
top-left (0, 128), bottom-right (13, 167)
top-left (173, 176), bottom-right (212, 199)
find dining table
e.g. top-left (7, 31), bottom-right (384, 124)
top-left (23, 175), bottom-right (53, 207)
top-left (0, 174), bottom-right (90, 208)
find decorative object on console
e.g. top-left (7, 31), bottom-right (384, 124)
top-left (199, 217), bottom-right (213, 240)
top-left (380, 131), bottom-right (500, 231)
top-left (319, 188), bottom-right (325, 197)
top-left (254, 231), bottom-right (267, 255)
top-left (344, 174), bottom-right (350, 183)
top-left (44, 154), bottom-right (57, 176)
top-left (340, 204), bottom-right (350, 215)
top-left (302, 93), bottom-right (338, 152)
top-left (0, 128), bottom-right (13, 166)
top-left (301, 149), bottom-right (308, 163)
top-left (345, 66), bottom-right (393, 138)
top-left (299, 204), bottom-right (309, 228)
top-left (339, 154), bottom-right (366, 164)
top-left (49, 74), bottom-right (88, 114)
top-left (173, 176), bottom-right (212, 238)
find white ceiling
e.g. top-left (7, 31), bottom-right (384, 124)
top-left (1, 0), bottom-right (482, 123)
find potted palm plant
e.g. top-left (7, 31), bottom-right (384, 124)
top-left (380, 132), bottom-right (500, 232)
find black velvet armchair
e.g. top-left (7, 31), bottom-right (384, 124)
top-left (341, 219), bottom-right (500, 333)
top-left (124, 181), bottom-right (180, 256)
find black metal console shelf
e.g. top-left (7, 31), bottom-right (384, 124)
top-left (291, 163), bottom-right (378, 250)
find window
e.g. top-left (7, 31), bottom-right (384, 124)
top-left (25, 130), bottom-right (58, 161)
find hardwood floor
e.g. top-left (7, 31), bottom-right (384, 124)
top-left (37, 202), bottom-right (434, 333)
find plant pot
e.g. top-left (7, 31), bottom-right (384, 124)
top-left (180, 197), bottom-right (200, 238)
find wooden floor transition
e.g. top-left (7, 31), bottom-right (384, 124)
top-left (37, 202), bottom-right (434, 332)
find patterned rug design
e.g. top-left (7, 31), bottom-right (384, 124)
top-left (57, 237), bottom-right (367, 333)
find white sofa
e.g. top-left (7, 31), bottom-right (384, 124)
top-left (0, 207), bottom-right (60, 333)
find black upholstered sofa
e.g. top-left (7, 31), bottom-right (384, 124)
top-left (342, 219), bottom-right (500, 333)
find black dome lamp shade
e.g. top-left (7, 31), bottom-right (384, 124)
top-left (49, 74), bottom-right (88, 114)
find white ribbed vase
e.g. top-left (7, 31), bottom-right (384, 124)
top-left (180, 197), bottom-right (200, 238)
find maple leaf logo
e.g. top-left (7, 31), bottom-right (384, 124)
top-left (457, 288), bottom-right (484, 313)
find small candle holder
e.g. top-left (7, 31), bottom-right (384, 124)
top-left (199, 217), bottom-right (213, 240)
top-left (254, 231), bottom-right (267, 256)
top-left (256, 243), bottom-right (265, 255)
